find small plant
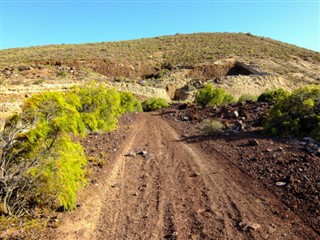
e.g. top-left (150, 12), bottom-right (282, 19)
top-left (195, 84), bottom-right (235, 108)
top-left (238, 94), bottom-right (257, 102)
top-left (142, 97), bottom-right (169, 111)
top-left (33, 79), bottom-right (45, 85)
top-left (0, 78), bottom-right (6, 85)
top-left (257, 88), bottom-right (289, 103)
top-left (57, 70), bottom-right (68, 78)
top-left (200, 119), bottom-right (223, 134)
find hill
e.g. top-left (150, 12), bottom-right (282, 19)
top-left (0, 32), bottom-right (320, 120)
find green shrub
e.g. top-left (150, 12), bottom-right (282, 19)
top-left (120, 92), bottom-right (142, 113)
top-left (0, 92), bottom-right (87, 215)
top-left (194, 84), bottom-right (235, 108)
top-left (200, 119), bottom-right (223, 134)
top-left (28, 136), bottom-right (87, 210)
top-left (238, 94), bottom-right (257, 102)
top-left (0, 81), bottom-right (143, 216)
top-left (263, 85), bottom-right (320, 140)
top-left (257, 88), bottom-right (289, 103)
top-left (73, 81), bottom-right (122, 132)
top-left (142, 97), bottom-right (169, 111)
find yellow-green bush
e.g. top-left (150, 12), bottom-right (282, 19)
top-left (0, 81), bottom-right (142, 216)
top-left (73, 81), bottom-right (122, 132)
top-left (238, 94), bottom-right (257, 102)
top-left (142, 97), bottom-right (169, 111)
top-left (263, 85), bottom-right (320, 140)
top-left (120, 92), bottom-right (143, 113)
top-left (257, 88), bottom-right (289, 103)
top-left (195, 84), bottom-right (235, 108)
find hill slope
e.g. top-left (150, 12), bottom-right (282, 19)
top-left (0, 32), bottom-right (319, 120)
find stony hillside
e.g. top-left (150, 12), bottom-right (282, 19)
top-left (1, 32), bottom-right (319, 122)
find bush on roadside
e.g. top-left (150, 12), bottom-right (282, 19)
top-left (200, 119), bottom-right (223, 134)
top-left (238, 94), bottom-right (257, 102)
top-left (74, 81), bottom-right (123, 132)
top-left (120, 92), bottom-right (142, 113)
top-left (0, 81), bottom-right (142, 216)
top-left (194, 84), bottom-right (235, 108)
top-left (257, 88), bottom-right (289, 103)
top-left (263, 85), bottom-right (320, 140)
top-left (142, 97), bottom-right (169, 111)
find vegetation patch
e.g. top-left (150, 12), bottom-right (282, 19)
top-left (194, 84), bottom-right (235, 108)
top-left (200, 119), bottom-right (223, 134)
top-left (142, 97), bottom-right (169, 111)
top-left (238, 94), bottom-right (257, 103)
top-left (263, 85), bottom-right (320, 140)
top-left (0, 81), bottom-right (142, 219)
top-left (257, 88), bottom-right (289, 103)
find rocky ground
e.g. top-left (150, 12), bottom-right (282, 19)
top-left (41, 102), bottom-right (319, 240)
top-left (163, 102), bottom-right (320, 234)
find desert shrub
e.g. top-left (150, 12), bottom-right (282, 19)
top-left (238, 94), bottom-right (257, 102)
top-left (142, 97), bottom-right (169, 111)
top-left (33, 79), bottom-right (45, 85)
top-left (57, 70), bottom-right (68, 78)
top-left (120, 92), bottom-right (142, 113)
top-left (257, 88), bottom-right (289, 103)
top-left (200, 119), bottom-right (223, 134)
top-left (0, 92), bottom-right (87, 215)
top-left (195, 84), bottom-right (235, 108)
top-left (28, 136), bottom-right (87, 210)
top-left (73, 81), bottom-right (122, 132)
top-left (263, 85), bottom-right (320, 140)
top-left (0, 81), bottom-right (140, 216)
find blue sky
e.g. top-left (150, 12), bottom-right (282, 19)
top-left (1, 0), bottom-right (319, 52)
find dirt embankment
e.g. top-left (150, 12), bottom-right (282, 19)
top-left (48, 112), bottom-right (319, 240)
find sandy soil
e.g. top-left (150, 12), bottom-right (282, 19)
top-left (47, 112), bottom-right (318, 240)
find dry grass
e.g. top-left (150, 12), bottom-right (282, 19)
top-left (1, 33), bottom-right (319, 69)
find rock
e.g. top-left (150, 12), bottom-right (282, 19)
top-left (316, 146), bottom-right (320, 155)
top-left (275, 181), bottom-right (287, 187)
top-left (190, 172), bottom-right (199, 177)
top-left (248, 139), bottom-right (259, 146)
top-left (238, 221), bottom-right (261, 231)
top-left (111, 183), bottom-right (118, 188)
top-left (182, 116), bottom-right (190, 121)
top-left (18, 65), bottom-right (31, 71)
top-left (126, 151), bottom-right (137, 157)
top-left (137, 150), bottom-right (148, 156)
top-left (231, 111), bottom-right (239, 118)
top-left (239, 108), bottom-right (250, 119)
top-left (303, 137), bottom-right (315, 143)
top-left (306, 143), bottom-right (319, 154)
top-left (178, 103), bottom-right (188, 110)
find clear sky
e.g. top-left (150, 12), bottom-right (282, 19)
top-left (1, 0), bottom-right (319, 52)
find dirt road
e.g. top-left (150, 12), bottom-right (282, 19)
top-left (53, 113), bottom-right (318, 240)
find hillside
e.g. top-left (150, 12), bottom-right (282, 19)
top-left (1, 32), bottom-right (320, 121)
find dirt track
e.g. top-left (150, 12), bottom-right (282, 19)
top-left (52, 113), bottom-right (318, 240)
